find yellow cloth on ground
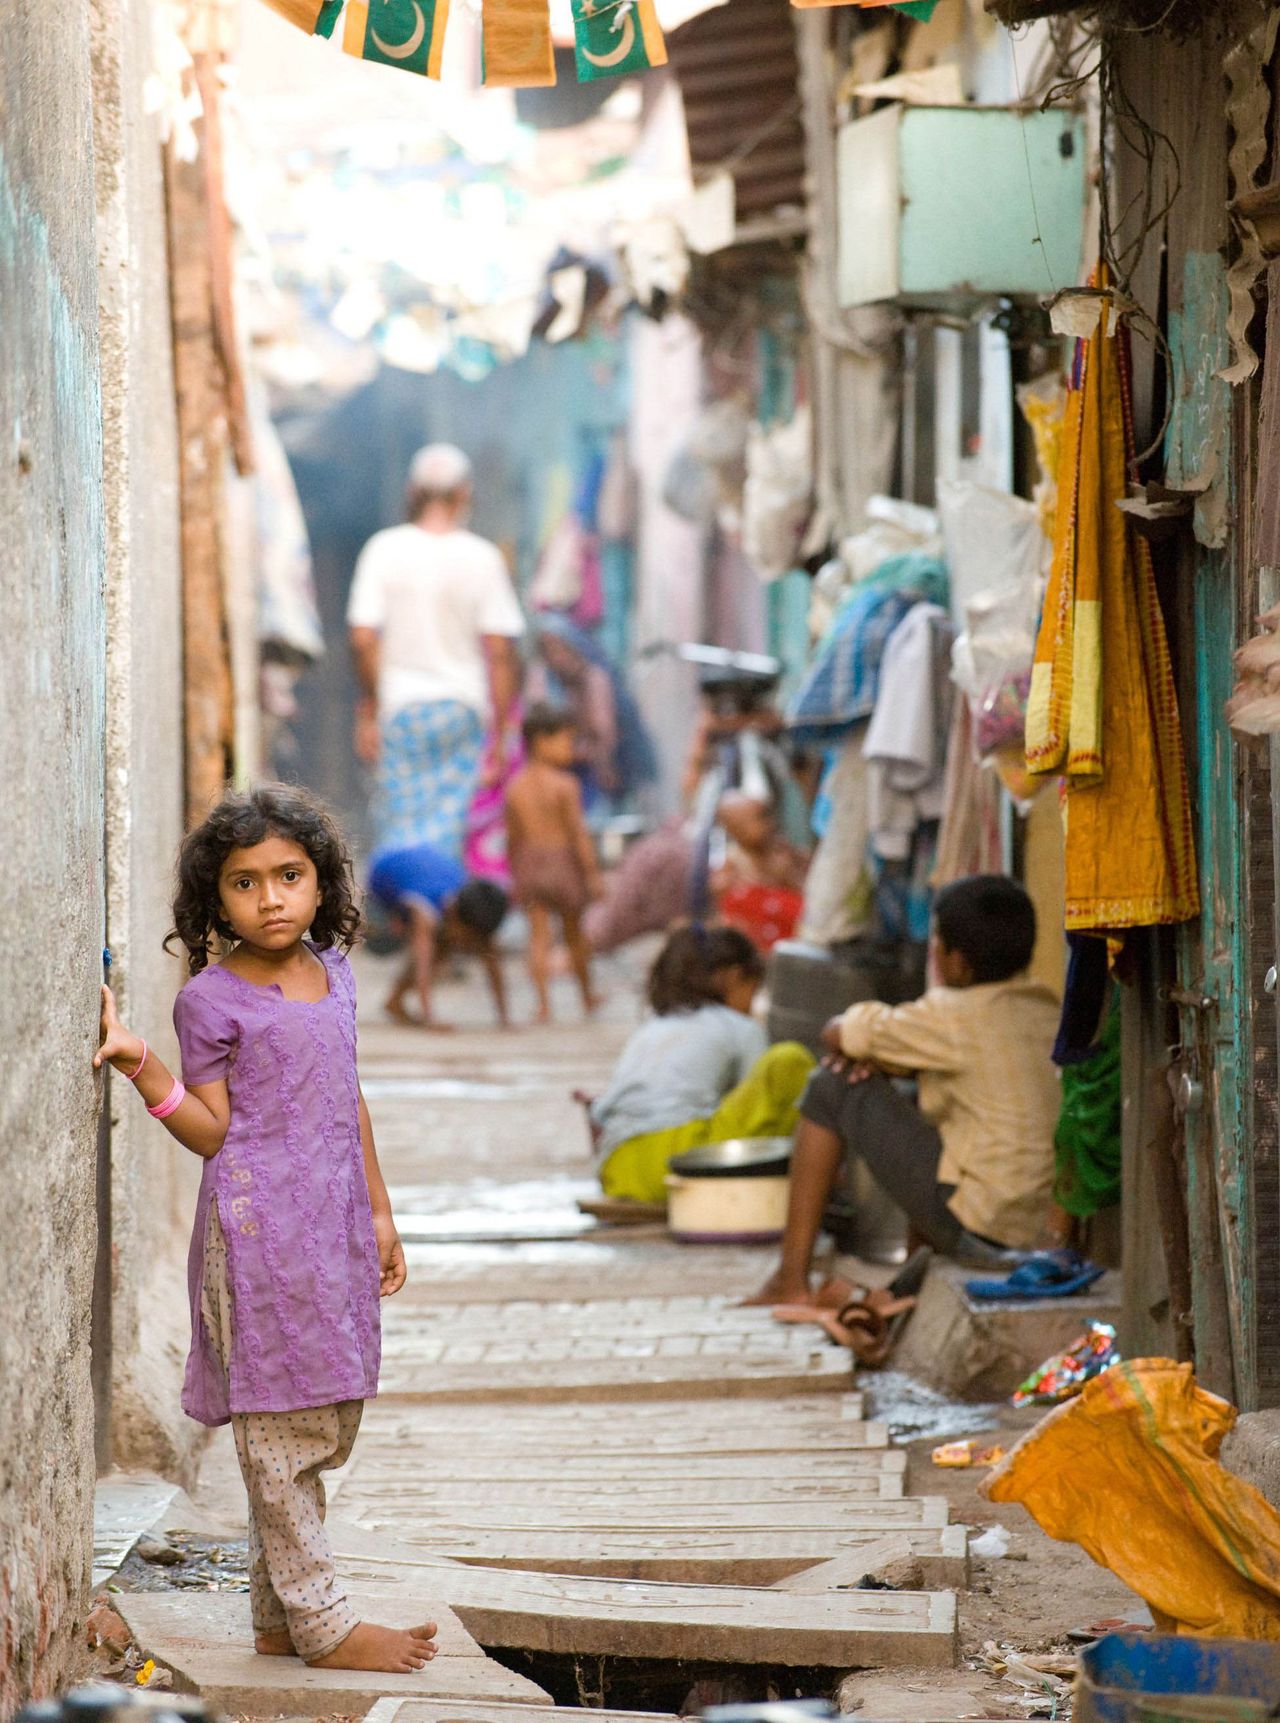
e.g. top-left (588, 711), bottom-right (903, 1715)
top-left (984, 1359), bottom-right (1280, 1639)
top-left (1024, 271), bottom-right (1198, 932)
top-left (599, 1042), bottom-right (815, 1205)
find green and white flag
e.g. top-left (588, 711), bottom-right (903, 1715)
top-left (571, 0), bottom-right (666, 83)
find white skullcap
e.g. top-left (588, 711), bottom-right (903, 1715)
top-left (408, 443), bottom-right (472, 494)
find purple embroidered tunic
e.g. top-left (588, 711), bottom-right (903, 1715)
top-left (174, 945), bottom-right (382, 1427)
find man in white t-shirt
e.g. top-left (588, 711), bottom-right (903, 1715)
top-left (347, 444), bottom-right (524, 857)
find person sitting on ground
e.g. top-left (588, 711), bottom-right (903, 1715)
top-left (711, 791), bottom-right (809, 953)
top-left (746, 874), bottom-right (1060, 1305)
top-left (712, 791), bottom-right (809, 895)
top-left (504, 703), bottom-right (603, 1024)
top-left (592, 925), bottom-right (814, 1205)
top-left (367, 841), bottom-right (510, 1030)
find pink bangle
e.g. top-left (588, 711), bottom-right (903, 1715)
top-left (124, 1041), bottom-right (149, 1082)
top-left (148, 1077), bottom-right (186, 1120)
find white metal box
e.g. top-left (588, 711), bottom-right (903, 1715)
top-left (836, 103), bottom-right (1087, 308)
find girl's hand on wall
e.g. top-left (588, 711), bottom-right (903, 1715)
top-left (373, 1212), bottom-right (407, 1297)
top-left (94, 984), bottom-right (145, 1075)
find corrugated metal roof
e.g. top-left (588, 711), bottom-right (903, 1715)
top-left (667, 0), bottom-right (807, 230)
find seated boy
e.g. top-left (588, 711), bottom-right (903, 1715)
top-left (367, 842), bottom-right (510, 1030)
top-left (747, 874), bottom-right (1060, 1304)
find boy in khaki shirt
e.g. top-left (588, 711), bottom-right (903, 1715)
top-left (748, 875), bottom-right (1060, 1306)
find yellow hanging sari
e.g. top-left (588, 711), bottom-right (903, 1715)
top-left (1025, 273), bottom-right (1199, 931)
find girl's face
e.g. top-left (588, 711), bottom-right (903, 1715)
top-left (718, 963), bottom-right (760, 1016)
top-left (218, 834), bottom-right (321, 953)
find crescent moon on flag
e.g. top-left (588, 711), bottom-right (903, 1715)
top-left (582, 10), bottom-right (635, 67)
top-left (372, 0), bottom-right (426, 59)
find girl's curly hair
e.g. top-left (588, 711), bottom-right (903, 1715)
top-left (167, 783), bottom-right (363, 975)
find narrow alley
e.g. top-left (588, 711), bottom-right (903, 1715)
top-left (12, 0), bottom-right (1280, 1718)
top-left (95, 946), bottom-right (1142, 1722)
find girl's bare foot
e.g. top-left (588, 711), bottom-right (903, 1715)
top-left (255, 1630), bottom-right (296, 1656)
top-left (385, 997), bottom-right (416, 1026)
top-left (307, 1620), bottom-right (438, 1672)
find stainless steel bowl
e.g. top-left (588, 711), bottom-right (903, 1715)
top-left (668, 1136), bottom-right (793, 1179)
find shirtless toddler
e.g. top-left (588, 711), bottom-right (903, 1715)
top-left (505, 703), bottom-right (603, 1023)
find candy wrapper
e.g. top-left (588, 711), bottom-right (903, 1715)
top-left (1010, 1321), bottom-right (1119, 1408)
top-left (931, 1438), bottom-right (1007, 1468)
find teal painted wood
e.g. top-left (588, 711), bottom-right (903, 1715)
top-left (1178, 544), bottom-right (1255, 1408)
top-left (1164, 253), bottom-right (1231, 550)
top-left (838, 107), bottom-right (1086, 307)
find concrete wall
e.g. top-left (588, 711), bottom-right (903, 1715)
top-left (0, 0), bottom-right (107, 1706)
top-left (89, 0), bottom-right (199, 1482)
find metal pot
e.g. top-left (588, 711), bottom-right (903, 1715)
top-left (665, 1171), bottom-right (791, 1243)
top-left (668, 1135), bottom-right (792, 1179)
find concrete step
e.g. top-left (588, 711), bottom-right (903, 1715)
top-left (113, 1590), bottom-right (553, 1718)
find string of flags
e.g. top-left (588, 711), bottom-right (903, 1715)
top-left (259, 0), bottom-right (938, 87)
top-left (259, 0), bottom-right (668, 85)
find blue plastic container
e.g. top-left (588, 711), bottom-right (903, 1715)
top-left (1076, 1634), bottom-right (1280, 1723)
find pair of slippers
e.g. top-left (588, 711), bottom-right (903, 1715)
top-left (966, 1247), bottom-right (1105, 1302)
top-left (771, 1246), bottom-right (933, 1367)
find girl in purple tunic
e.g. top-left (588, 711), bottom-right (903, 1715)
top-left (95, 784), bottom-right (437, 1674)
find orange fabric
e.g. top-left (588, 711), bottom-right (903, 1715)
top-left (1025, 269), bottom-right (1198, 933)
top-left (484, 0), bottom-right (556, 85)
top-left (985, 1360), bottom-right (1280, 1638)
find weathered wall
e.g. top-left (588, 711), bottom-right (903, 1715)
top-left (0, 0), bottom-right (107, 1707)
top-left (89, 0), bottom-right (200, 1481)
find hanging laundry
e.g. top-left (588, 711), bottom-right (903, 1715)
top-left (1024, 269), bottom-right (1199, 932)
top-left (786, 551), bottom-right (949, 748)
top-left (863, 602), bottom-right (954, 863)
top-left (483, 0), bottom-right (556, 87)
top-left (571, 0), bottom-right (667, 83)
top-left (258, 0), bottom-right (343, 35)
top-left (343, 0), bottom-right (450, 78)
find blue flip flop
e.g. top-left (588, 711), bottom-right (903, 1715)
top-left (965, 1248), bottom-right (1106, 1302)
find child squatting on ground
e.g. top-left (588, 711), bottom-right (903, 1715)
top-left (366, 841), bottom-right (510, 1030)
top-left (591, 925), bottom-right (815, 1204)
top-left (504, 702), bottom-right (603, 1023)
top-left (747, 874), bottom-right (1061, 1307)
top-left (94, 784), bottom-right (436, 1674)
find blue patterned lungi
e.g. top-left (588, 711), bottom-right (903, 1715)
top-left (375, 699), bottom-right (485, 859)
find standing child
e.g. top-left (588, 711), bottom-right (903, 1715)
top-left (504, 703), bottom-right (603, 1023)
top-left (94, 784), bottom-right (436, 1673)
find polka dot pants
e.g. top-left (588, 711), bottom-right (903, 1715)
top-left (201, 1207), bottom-right (362, 1662)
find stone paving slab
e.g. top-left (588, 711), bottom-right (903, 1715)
top-left (360, 1391), bottom-right (870, 1437)
top-left (352, 1450), bottom-right (907, 1481)
top-left (366, 1701), bottom-right (673, 1723)
top-left (391, 1525), bottom-right (970, 1588)
top-left (329, 1485), bottom-right (952, 1532)
top-left (341, 1475), bottom-right (907, 1506)
top-left (380, 1297), bottom-right (851, 1402)
top-left (390, 1566), bottom-right (956, 1668)
top-left (93, 1475), bottom-right (185, 1587)
top-left (113, 1591), bottom-right (552, 1717)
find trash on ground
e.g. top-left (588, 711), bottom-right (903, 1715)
top-left (971, 1524), bottom-right (1012, 1559)
top-left (984, 1358), bottom-right (1280, 1638)
top-left (1010, 1321), bottom-right (1119, 1407)
top-left (932, 1437), bottom-right (1007, 1468)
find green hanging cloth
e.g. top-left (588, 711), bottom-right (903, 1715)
top-left (1053, 990), bottom-right (1122, 1220)
top-left (893, 1), bottom-right (938, 17)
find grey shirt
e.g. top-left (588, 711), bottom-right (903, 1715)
top-left (591, 1005), bottom-right (767, 1159)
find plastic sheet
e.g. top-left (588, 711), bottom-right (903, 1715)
top-left (985, 1359), bottom-right (1280, 1638)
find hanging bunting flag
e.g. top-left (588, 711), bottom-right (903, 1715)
top-left (258, 0), bottom-right (343, 35)
top-left (571, 0), bottom-right (666, 83)
top-left (343, 0), bottom-right (450, 77)
top-left (483, 0), bottom-right (556, 86)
